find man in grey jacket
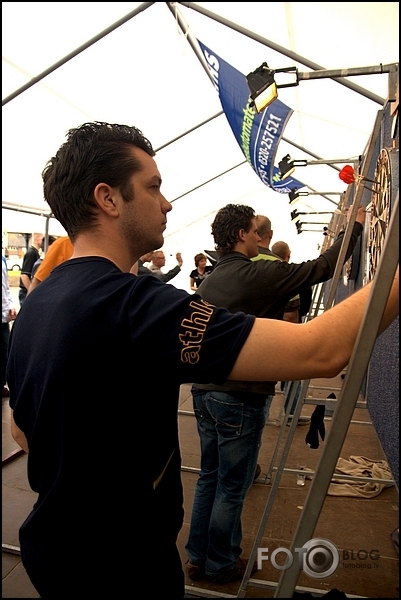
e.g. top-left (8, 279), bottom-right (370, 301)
top-left (185, 202), bottom-right (365, 584)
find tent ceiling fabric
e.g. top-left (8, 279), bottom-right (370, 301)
top-left (2, 2), bottom-right (399, 284)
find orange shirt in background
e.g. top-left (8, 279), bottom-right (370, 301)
top-left (34, 236), bottom-right (74, 283)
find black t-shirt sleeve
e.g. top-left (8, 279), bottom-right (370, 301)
top-left (128, 279), bottom-right (255, 384)
top-left (21, 248), bottom-right (39, 276)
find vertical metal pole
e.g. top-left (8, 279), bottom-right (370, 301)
top-left (274, 192), bottom-right (399, 597)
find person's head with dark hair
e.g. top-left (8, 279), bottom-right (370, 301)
top-left (194, 253), bottom-right (207, 267)
top-left (42, 122), bottom-right (156, 240)
top-left (40, 235), bottom-right (57, 252)
top-left (212, 204), bottom-right (257, 255)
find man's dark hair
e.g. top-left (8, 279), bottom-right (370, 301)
top-left (212, 204), bottom-right (256, 255)
top-left (42, 122), bottom-right (155, 239)
top-left (40, 235), bottom-right (57, 252)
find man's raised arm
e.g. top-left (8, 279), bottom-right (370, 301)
top-left (229, 267), bottom-right (399, 383)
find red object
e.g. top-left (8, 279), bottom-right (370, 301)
top-left (339, 165), bottom-right (355, 184)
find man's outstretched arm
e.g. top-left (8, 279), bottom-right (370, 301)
top-left (229, 267), bottom-right (399, 384)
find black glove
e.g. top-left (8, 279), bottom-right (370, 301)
top-left (305, 405), bottom-right (325, 449)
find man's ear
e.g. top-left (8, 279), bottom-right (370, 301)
top-left (238, 228), bottom-right (247, 242)
top-left (93, 183), bottom-right (119, 217)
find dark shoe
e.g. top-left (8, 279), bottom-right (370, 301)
top-left (2, 387), bottom-right (9, 398)
top-left (186, 560), bottom-right (205, 581)
top-left (207, 557), bottom-right (258, 583)
top-left (253, 463), bottom-right (261, 481)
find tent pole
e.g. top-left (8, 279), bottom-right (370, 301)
top-left (2, 2), bottom-right (156, 106)
top-left (176, 2), bottom-right (385, 105)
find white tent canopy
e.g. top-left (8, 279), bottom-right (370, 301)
top-left (2, 2), bottom-right (398, 289)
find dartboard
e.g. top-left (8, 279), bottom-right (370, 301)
top-left (367, 148), bottom-right (392, 282)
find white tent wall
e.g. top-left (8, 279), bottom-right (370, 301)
top-left (2, 2), bottom-right (398, 291)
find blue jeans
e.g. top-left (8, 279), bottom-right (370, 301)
top-left (185, 390), bottom-right (272, 576)
top-left (18, 288), bottom-right (27, 307)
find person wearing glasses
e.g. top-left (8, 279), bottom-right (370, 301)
top-left (149, 250), bottom-right (183, 283)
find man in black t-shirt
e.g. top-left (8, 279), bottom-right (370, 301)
top-left (30, 235), bottom-right (57, 281)
top-left (18, 233), bottom-right (43, 306)
top-left (6, 122), bottom-right (399, 598)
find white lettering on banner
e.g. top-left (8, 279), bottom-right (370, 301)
top-left (202, 50), bottom-right (219, 92)
top-left (257, 168), bottom-right (270, 184)
top-left (254, 112), bottom-right (283, 181)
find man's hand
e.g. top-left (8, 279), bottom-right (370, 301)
top-left (176, 252), bottom-right (183, 267)
top-left (347, 204), bottom-right (366, 226)
top-left (8, 308), bottom-right (17, 322)
top-left (355, 204), bottom-right (367, 226)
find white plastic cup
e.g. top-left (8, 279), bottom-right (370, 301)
top-left (296, 463), bottom-right (306, 486)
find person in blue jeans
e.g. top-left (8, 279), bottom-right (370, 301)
top-left (186, 202), bottom-right (365, 583)
top-left (187, 389), bottom-right (271, 583)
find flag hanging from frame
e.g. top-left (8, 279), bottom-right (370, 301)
top-left (198, 39), bottom-right (305, 193)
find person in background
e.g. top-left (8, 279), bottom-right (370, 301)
top-left (6, 122), bottom-right (398, 599)
top-left (28, 236), bottom-right (73, 294)
top-left (251, 214), bottom-right (280, 261)
top-left (18, 233), bottom-right (43, 306)
top-left (270, 239), bottom-right (314, 324)
top-left (252, 218), bottom-right (308, 324)
top-left (31, 235), bottom-right (57, 281)
top-left (252, 219), bottom-right (304, 323)
top-left (271, 240), bottom-right (290, 262)
top-left (149, 250), bottom-right (183, 283)
top-left (185, 202), bottom-right (366, 583)
top-left (271, 240), bottom-right (305, 410)
top-left (256, 228), bottom-right (313, 416)
top-left (137, 251), bottom-right (155, 276)
top-left (271, 241), bottom-right (301, 324)
top-left (271, 239), bottom-right (315, 417)
top-left (2, 257), bottom-right (17, 397)
top-left (189, 253), bottom-right (214, 291)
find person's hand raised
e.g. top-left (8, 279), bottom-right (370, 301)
top-left (347, 204), bottom-right (366, 226)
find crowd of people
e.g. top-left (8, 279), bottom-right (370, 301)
top-left (3, 121), bottom-right (398, 598)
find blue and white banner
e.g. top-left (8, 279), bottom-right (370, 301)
top-left (198, 40), bottom-right (305, 193)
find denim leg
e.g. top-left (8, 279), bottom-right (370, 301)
top-left (18, 289), bottom-right (27, 308)
top-left (265, 394), bottom-right (274, 421)
top-left (186, 391), bottom-right (267, 575)
top-left (185, 393), bottom-right (219, 568)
